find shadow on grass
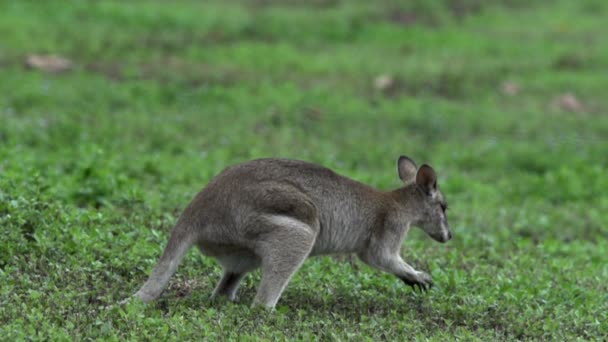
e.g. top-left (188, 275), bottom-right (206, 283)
top-left (176, 282), bottom-right (442, 319)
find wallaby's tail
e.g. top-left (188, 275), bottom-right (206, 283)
top-left (134, 224), bottom-right (195, 303)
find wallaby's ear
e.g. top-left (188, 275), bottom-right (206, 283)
top-left (397, 156), bottom-right (417, 183)
top-left (416, 164), bottom-right (437, 195)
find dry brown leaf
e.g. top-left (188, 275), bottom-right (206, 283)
top-left (25, 54), bottom-right (73, 73)
top-left (374, 74), bottom-right (395, 92)
top-left (500, 81), bottom-right (520, 96)
top-left (555, 92), bottom-right (586, 113)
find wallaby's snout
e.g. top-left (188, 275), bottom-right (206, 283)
top-left (438, 217), bottom-right (453, 243)
top-left (425, 220), bottom-right (451, 243)
top-left (433, 224), bottom-right (452, 243)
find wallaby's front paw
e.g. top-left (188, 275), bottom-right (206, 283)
top-left (401, 271), bottom-right (433, 292)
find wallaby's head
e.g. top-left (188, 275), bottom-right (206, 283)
top-left (397, 156), bottom-right (452, 243)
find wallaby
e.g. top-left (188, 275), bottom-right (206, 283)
top-left (134, 156), bottom-right (451, 309)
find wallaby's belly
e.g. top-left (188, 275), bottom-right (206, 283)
top-left (197, 240), bottom-right (251, 257)
top-left (308, 208), bottom-right (371, 256)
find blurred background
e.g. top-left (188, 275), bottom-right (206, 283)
top-left (1, 0), bottom-right (606, 340)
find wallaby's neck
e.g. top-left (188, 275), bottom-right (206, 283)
top-left (385, 185), bottom-right (420, 225)
top-left (386, 184), bottom-right (416, 201)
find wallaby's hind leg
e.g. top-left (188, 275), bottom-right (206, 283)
top-left (212, 272), bottom-right (246, 301)
top-left (135, 225), bottom-right (195, 303)
top-left (252, 215), bottom-right (317, 309)
top-left (212, 253), bottom-right (260, 301)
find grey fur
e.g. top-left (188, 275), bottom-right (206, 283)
top-left (134, 156), bottom-right (451, 309)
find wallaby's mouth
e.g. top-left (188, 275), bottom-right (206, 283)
top-left (430, 230), bottom-right (452, 243)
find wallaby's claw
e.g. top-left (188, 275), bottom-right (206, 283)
top-left (402, 271), bottom-right (433, 293)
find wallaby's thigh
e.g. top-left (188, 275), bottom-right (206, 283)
top-left (251, 214), bottom-right (318, 308)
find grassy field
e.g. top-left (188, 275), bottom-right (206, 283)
top-left (1, 0), bottom-right (607, 340)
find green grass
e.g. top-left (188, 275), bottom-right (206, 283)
top-left (1, 0), bottom-right (607, 340)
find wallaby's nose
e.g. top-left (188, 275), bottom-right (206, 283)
top-left (447, 231), bottom-right (453, 240)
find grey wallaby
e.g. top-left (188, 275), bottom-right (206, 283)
top-left (134, 156), bottom-right (451, 309)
